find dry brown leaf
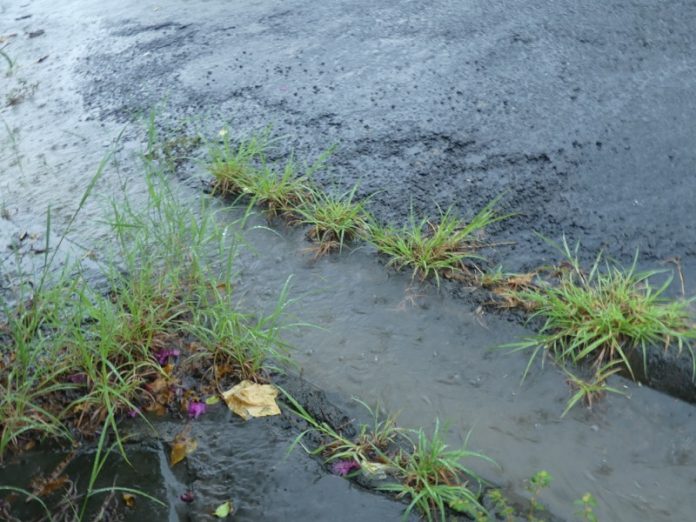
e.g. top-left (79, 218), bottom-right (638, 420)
top-left (222, 380), bottom-right (281, 420)
top-left (170, 430), bottom-right (197, 466)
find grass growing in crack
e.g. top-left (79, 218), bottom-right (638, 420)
top-left (207, 127), bottom-right (271, 196)
top-left (367, 197), bottom-right (509, 284)
top-left (283, 390), bottom-right (401, 469)
top-left (478, 266), bottom-right (539, 310)
top-left (505, 237), bottom-right (696, 383)
top-left (295, 184), bottom-right (371, 256)
top-left (561, 362), bottom-right (625, 417)
top-left (379, 421), bottom-right (492, 522)
top-left (283, 390), bottom-right (492, 522)
top-left (247, 157), bottom-right (315, 217)
top-left (206, 125), bottom-right (334, 219)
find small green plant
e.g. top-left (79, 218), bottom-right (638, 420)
top-left (487, 488), bottom-right (515, 521)
top-left (207, 127), bottom-right (271, 196)
top-left (246, 156), bottom-right (314, 217)
top-left (367, 197), bottom-right (508, 284)
top-left (295, 184), bottom-right (371, 256)
top-left (562, 363), bottom-right (626, 417)
top-left (506, 237), bottom-right (696, 382)
top-left (526, 470), bottom-right (552, 521)
top-left (283, 390), bottom-right (401, 470)
top-left (380, 421), bottom-right (493, 522)
top-left (575, 493), bottom-right (599, 522)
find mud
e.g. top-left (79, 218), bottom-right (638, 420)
top-left (2, 0), bottom-right (696, 521)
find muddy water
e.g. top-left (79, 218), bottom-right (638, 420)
top-left (2, 0), bottom-right (696, 520)
top-left (227, 214), bottom-right (696, 522)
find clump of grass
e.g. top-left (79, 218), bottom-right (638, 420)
top-left (380, 421), bottom-right (492, 521)
top-left (207, 127), bottom-right (271, 196)
top-left (367, 197), bottom-right (508, 284)
top-left (283, 390), bottom-right (492, 522)
top-left (506, 237), bottom-right (696, 383)
top-left (246, 157), bottom-right (315, 217)
top-left (295, 184), bottom-right (371, 256)
top-left (283, 391), bottom-right (402, 470)
top-left (561, 363), bottom-right (625, 417)
top-left (185, 279), bottom-right (293, 384)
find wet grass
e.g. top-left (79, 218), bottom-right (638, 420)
top-left (506, 238), bottom-right (696, 382)
top-left (367, 198), bottom-right (509, 284)
top-left (295, 184), bottom-right (371, 256)
top-left (283, 390), bottom-right (493, 521)
top-left (207, 127), bottom-right (271, 196)
top-left (201, 127), bottom-right (696, 418)
top-left (0, 139), bottom-right (297, 518)
top-left (246, 157), bottom-right (315, 218)
top-left (379, 421), bottom-right (492, 521)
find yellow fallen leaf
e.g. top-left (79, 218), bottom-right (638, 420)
top-left (222, 380), bottom-right (281, 420)
top-left (122, 493), bottom-right (136, 508)
top-left (170, 430), bottom-right (197, 466)
top-left (213, 500), bottom-right (234, 518)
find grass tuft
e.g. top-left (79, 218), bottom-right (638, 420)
top-left (283, 389), bottom-right (492, 522)
top-left (295, 184), bottom-right (371, 256)
top-left (380, 421), bottom-right (492, 521)
top-left (367, 197), bottom-right (509, 284)
top-left (207, 127), bottom-right (271, 196)
top-left (506, 237), bottom-right (696, 384)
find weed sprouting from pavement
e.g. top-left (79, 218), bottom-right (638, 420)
top-left (561, 363), bottom-right (626, 417)
top-left (283, 390), bottom-right (397, 469)
top-left (283, 390), bottom-right (493, 522)
top-left (505, 237), bottom-right (696, 383)
top-left (525, 470), bottom-right (552, 522)
top-left (367, 197), bottom-right (509, 284)
top-left (207, 126), bottom-right (272, 196)
top-left (247, 156), bottom-right (315, 218)
top-left (295, 184), bottom-right (371, 256)
top-left (379, 421), bottom-right (493, 521)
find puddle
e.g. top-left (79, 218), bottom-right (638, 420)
top-left (229, 214), bottom-right (696, 522)
top-left (2, 1), bottom-right (696, 520)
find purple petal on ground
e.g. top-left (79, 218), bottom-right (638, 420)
top-left (331, 460), bottom-right (360, 476)
top-left (180, 491), bottom-right (195, 503)
top-left (188, 401), bottom-right (207, 419)
top-left (127, 408), bottom-right (140, 418)
top-left (154, 348), bottom-right (181, 365)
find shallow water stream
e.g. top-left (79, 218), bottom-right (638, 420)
top-left (2, 0), bottom-right (696, 520)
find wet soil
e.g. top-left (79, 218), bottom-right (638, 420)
top-left (2, 0), bottom-right (696, 521)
